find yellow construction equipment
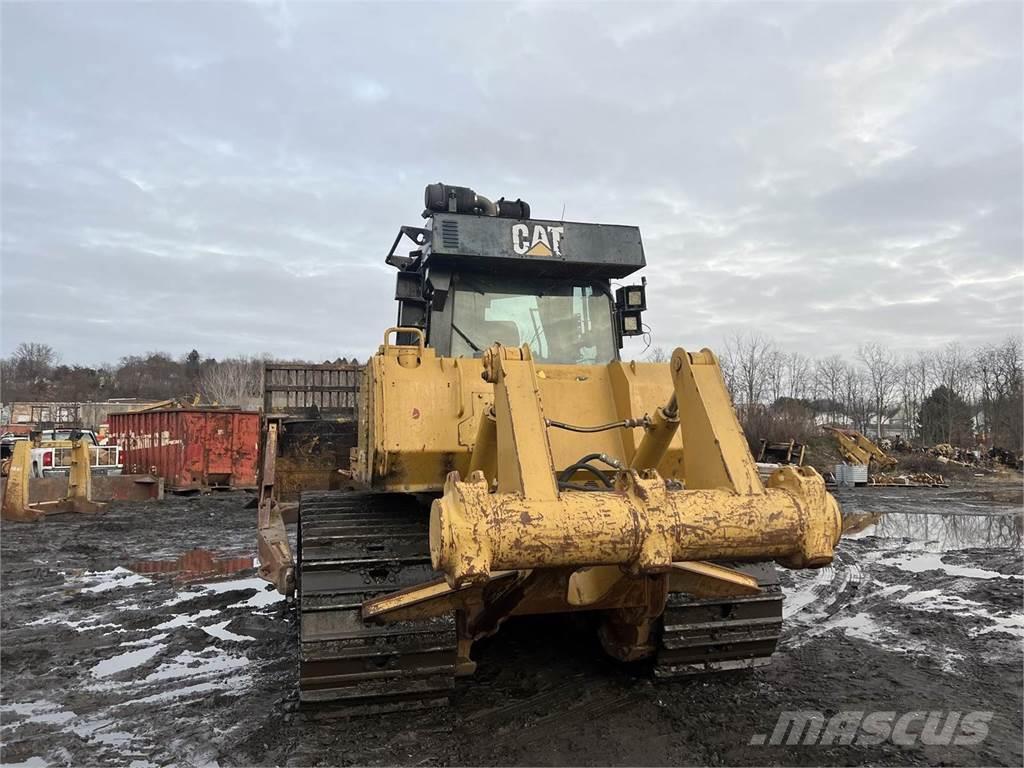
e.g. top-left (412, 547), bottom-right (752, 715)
top-left (1, 438), bottom-right (105, 522)
top-left (824, 426), bottom-right (898, 470)
top-left (256, 184), bottom-right (842, 713)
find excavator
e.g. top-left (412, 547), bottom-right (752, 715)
top-left (823, 426), bottom-right (898, 471)
top-left (256, 184), bottom-right (842, 714)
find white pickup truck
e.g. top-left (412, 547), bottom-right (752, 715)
top-left (27, 429), bottom-right (122, 478)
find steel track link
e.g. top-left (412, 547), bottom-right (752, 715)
top-left (654, 563), bottom-right (784, 677)
top-left (297, 491), bottom-right (457, 714)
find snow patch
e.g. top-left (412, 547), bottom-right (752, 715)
top-left (91, 645), bottom-right (166, 678)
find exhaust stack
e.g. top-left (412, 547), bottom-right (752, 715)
top-left (424, 183), bottom-right (530, 219)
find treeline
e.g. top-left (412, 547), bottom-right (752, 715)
top-left (0, 343), bottom-right (272, 408)
top-left (5, 336), bottom-right (1021, 453)
top-left (648, 335), bottom-right (1022, 452)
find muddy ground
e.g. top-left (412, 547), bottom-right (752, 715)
top-left (1, 482), bottom-right (1021, 767)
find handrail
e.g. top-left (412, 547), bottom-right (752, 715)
top-left (382, 327), bottom-right (426, 354)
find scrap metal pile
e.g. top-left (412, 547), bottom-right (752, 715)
top-left (868, 472), bottom-right (947, 487)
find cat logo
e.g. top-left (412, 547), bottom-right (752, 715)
top-left (511, 223), bottom-right (564, 257)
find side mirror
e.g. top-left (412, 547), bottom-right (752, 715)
top-left (615, 281), bottom-right (646, 337)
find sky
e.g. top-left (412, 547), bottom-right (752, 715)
top-left (2, 1), bottom-right (1021, 365)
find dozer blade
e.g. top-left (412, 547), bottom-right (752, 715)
top-left (1, 440), bottom-right (105, 522)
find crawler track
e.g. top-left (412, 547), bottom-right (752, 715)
top-left (297, 491), bottom-right (457, 714)
top-left (298, 493), bottom-right (782, 707)
top-left (655, 564), bottom-right (783, 677)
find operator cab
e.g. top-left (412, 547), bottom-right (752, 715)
top-left (386, 184), bottom-right (647, 363)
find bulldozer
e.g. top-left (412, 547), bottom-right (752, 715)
top-left (256, 183), bottom-right (842, 714)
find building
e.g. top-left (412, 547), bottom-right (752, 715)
top-left (3, 400), bottom-right (163, 430)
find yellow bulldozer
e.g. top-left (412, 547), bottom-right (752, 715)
top-left (256, 184), bottom-right (841, 714)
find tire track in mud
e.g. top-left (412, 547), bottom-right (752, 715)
top-left (778, 503), bottom-right (1023, 677)
top-left (780, 548), bottom-right (863, 639)
top-left (0, 499), bottom-right (294, 768)
top-left (457, 676), bottom-right (595, 736)
top-left (1, 567), bottom-right (290, 767)
top-left (4, 488), bottom-right (1023, 767)
top-left (457, 674), bottom-right (639, 746)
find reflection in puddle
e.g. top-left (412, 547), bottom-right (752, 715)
top-left (128, 549), bottom-right (256, 582)
top-left (843, 510), bottom-right (1023, 550)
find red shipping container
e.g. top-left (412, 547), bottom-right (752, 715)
top-left (109, 409), bottom-right (259, 491)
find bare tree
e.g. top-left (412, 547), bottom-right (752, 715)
top-left (12, 342), bottom-right (57, 381)
top-left (722, 332), bottom-right (776, 414)
top-left (975, 335), bottom-right (1023, 451)
top-left (201, 357), bottom-right (263, 408)
top-left (646, 347), bottom-right (668, 364)
top-left (842, 364), bottom-right (871, 432)
top-left (718, 344), bottom-right (737, 401)
top-left (784, 352), bottom-right (813, 401)
top-left (764, 347), bottom-right (786, 405)
top-left (857, 343), bottom-right (899, 438)
top-left (908, 351), bottom-right (933, 439)
top-left (814, 355), bottom-right (846, 424)
top-left (934, 342), bottom-right (972, 444)
top-left (895, 357), bottom-right (918, 441)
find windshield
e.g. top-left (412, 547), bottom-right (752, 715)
top-left (450, 274), bottom-right (616, 365)
top-left (41, 430), bottom-right (95, 443)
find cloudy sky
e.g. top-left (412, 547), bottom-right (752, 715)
top-left (2, 1), bottom-right (1021, 365)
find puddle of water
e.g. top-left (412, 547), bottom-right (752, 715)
top-left (228, 585), bottom-right (285, 609)
top-left (1, 700), bottom-right (76, 728)
top-left (120, 633), bottom-right (169, 648)
top-left (26, 617), bottom-right (122, 632)
top-left (155, 609), bottom-right (220, 630)
top-left (71, 717), bottom-right (137, 747)
top-left (128, 549), bottom-right (256, 583)
top-left (112, 680), bottom-right (242, 707)
top-left (886, 551), bottom-right (1021, 580)
top-left (91, 644), bottom-right (166, 679)
top-left (73, 568), bottom-right (152, 593)
top-left (843, 509), bottom-right (1022, 550)
top-left (791, 601), bottom-right (969, 673)
top-left (165, 575), bottom-right (283, 608)
top-left (203, 621), bottom-right (254, 643)
top-left (87, 648), bottom-right (251, 698)
top-left (3, 758), bottom-right (49, 768)
top-left (896, 588), bottom-right (1024, 639)
top-left (824, 611), bottom-right (881, 642)
top-left (974, 613), bottom-right (1024, 637)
